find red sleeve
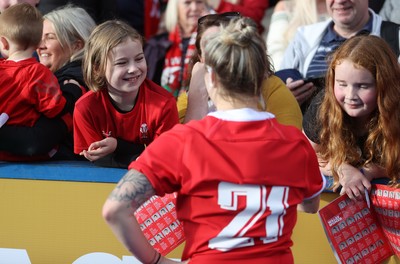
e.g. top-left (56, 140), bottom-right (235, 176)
top-left (129, 126), bottom-right (185, 196)
top-left (153, 94), bottom-right (179, 140)
top-left (303, 140), bottom-right (326, 199)
top-left (27, 66), bottom-right (66, 118)
top-left (73, 96), bottom-right (103, 154)
top-left (216, 0), bottom-right (269, 31)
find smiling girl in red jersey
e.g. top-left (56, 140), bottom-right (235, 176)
top-left (73, 20), bottom-right (179, 168)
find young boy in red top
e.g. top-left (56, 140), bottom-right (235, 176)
top-left (0, 3), bottom-right (69, 161)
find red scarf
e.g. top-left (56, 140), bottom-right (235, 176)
top-left (162, 26), bottom-right (197, 97)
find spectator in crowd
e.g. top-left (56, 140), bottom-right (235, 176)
top-left (280, 0), bottom-right (400, 114)
top-left (102, 17), bottom-right (325, 264)
top-left (144, 0), bottom-right (208, 97)
top-left (38, 4), bottom-right (96, 158)
top-left (378, 0), bottom-right (400, 24)
top-left (115, 0), bottom-right (169, 39)
top-left (266, 0), bottom-right (328, 70)
top-left (184, 12), bottom-right (302, 129)
top-left (303, 35), bottom-right (400, 200)
top-left (74, 20), bottom-right (179, 168)
top-left (38, 4), bottom-right (96, 114)
top-left (0, 3), bottom-right (68, 161)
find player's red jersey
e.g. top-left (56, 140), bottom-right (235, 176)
top-left (73, 79), bottom-right (179, 154)
top-left (130, 108), bottom-right (326, 263)
top-left (0, 58), bottom-right (65, 126)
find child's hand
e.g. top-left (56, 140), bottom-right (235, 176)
top-left (336, 163), bottom-right (371, 200)
top-left (80, 137), bottom-right (117, 161)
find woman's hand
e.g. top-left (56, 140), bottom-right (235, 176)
top-left (335, 163), bottom-right (371, 200)
top-left (63, 79), bottom-right (80, 87)
top-left (286, 78), bottom-right (315, 105)
top-left (80, 137), bottom-right (117, 161)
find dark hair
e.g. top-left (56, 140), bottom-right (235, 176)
top-left (196, 12), bottom-right (241, 58)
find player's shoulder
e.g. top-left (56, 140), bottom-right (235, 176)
top-left (272, 120), bottom-right (310, 142)
top-left (20, 58), bottom-right (47, 69)
top-left (15, 58), bottom-right (50, 74)
top-left (75, 90), bottom-right (101, 108)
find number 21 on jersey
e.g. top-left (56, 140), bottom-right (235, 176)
top-left (208, 182), bottom-right (289, 251)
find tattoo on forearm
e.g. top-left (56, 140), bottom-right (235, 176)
top-left (108, 169), bottom-right (155, 209)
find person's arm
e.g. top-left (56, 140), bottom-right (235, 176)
top-left (31, 70), bottom-right (67, 119)
top-left (80, 137), bottom-right (145, 168)
top-left (337, 162), bottom-right (389, 200)
top-left (305, 134), bottom-right (380, 200)
top-left (0, 115), bottom-right (67, 156)
top-left (335, 163), bottom-right (372, 200)
top-left (59, 79), bottom-right (85, 114)
top-left (92, 139), bottom-right (145, 168)
top-left (102, 169), bottom-right (184, 264)
top-left (361, 163), bottom-right (387, 181)
top-left (184, 62), bottom-right (209, 123)
top-left (263, 75), bottom-right (303, 130)
top-left (297, 195), bottom-right (320, 213)
top-left (266, 1), bottom-right (291, 69)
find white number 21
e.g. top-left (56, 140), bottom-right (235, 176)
top-left (208, 182), bottom-right (288, 251)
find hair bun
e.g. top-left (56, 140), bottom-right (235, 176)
top-left (203, 16), bottom-right (269, 99)
top-left (219, 17), bottom-right (257, 48)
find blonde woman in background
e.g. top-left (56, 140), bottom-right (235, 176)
top-left (145, 0), bottom-right (208, 97)
top-left (145, 0), bottom-right (209, 122)
top-left (266, 0), bottom-right (328, 70)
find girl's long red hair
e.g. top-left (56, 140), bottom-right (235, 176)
top-left (318, 35), bottom-right (400, 188)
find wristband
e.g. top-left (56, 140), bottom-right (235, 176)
top-left (154, 252), bottom-right (161, 264)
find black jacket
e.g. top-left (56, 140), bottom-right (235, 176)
top-left (144, 32), bottom-right (171, 85)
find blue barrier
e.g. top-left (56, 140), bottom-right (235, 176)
top-left (0, 161), bottom-right (392, 187)
top-left (0, 161), bottom-right (126, 183)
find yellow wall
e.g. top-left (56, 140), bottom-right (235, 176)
top-left (0, 179), bottom-right (398, 263)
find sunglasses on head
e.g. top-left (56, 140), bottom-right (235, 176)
top-left (198, 11), bottom-right (241, 26)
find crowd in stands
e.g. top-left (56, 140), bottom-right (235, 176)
top-left (0, 0), bottom-right (399, 262)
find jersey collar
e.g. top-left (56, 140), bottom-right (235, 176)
top-left (208, 108), bottom-right (275, 122)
